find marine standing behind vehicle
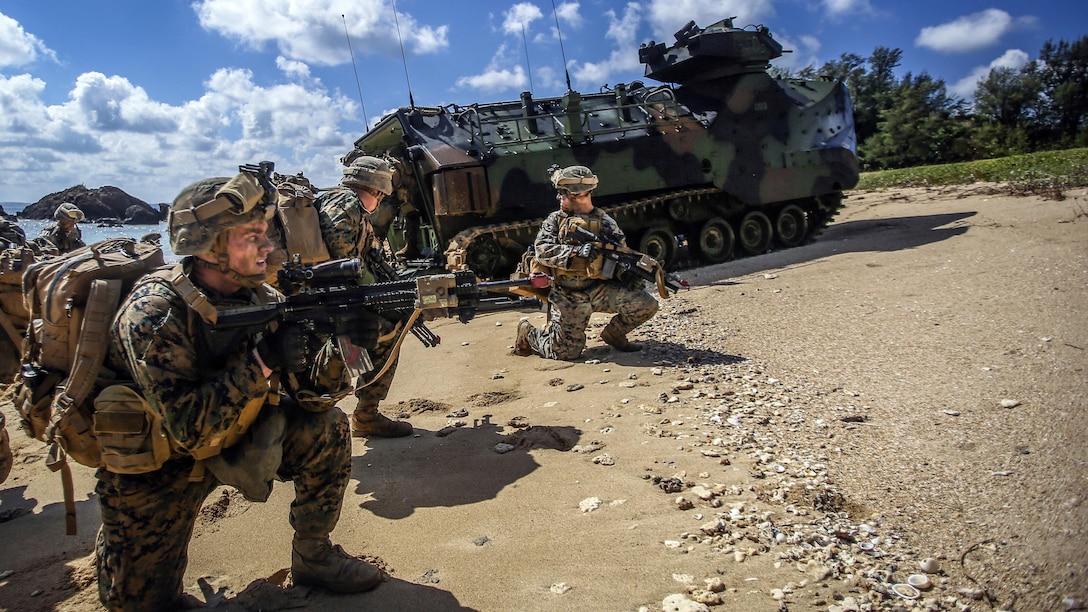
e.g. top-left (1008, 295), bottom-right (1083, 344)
top-left (95, 171), bottom-right (385, 610)
top-left (515, 165), bottom-right (660, 360)
top-left (315, 156), bottom-right (414, 438)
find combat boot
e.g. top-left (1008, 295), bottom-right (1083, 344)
top-left (291, 536), bottom-right (383, 593)
top-left (600, 325), bottom-right (643, 352)
top-left (514, 318), bottom-right (534, 356)
top-left (351, 402), bottom-right (413, 438)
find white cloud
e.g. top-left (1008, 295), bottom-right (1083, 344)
top-left (948, 48), bottom-right (1030, 99)
top-left (821, 0), bottom-right (873, 17)
top-left (192, 0), bottom-right (449, 65)
top-left (770, 33), bottom-right (823, 73)
top-left (571, 3), bottom-right (642, 87)
top-left (454, 44), bottom-right (528, 94)
top-left (555, 2), bottom-right (583, 29)
top-left (915, 9), bottom-right (1031, 53)
top-left (646, 0), bottom-right (776, 43)
top-left (0, 64), bottom-right (360, 202)
top-left (0, 12), bottom-right (57, 68)
top-left (503, 3), bottom-right (544, 36)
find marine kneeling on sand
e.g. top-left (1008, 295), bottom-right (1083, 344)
top-left (95, 171), bottom-right (386, 610)
top-left (515, 165), bottom-right (660, 360)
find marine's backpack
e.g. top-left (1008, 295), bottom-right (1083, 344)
top-left (8, 238), bottom-right (164, 533)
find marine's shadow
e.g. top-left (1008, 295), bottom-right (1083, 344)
top-left (682, 212), bottom-right (976, 286)
top-left (351, 419), bottom-right (582, 520)
top-left (582, 341), bottom-right (746, 367)
top-left (195, 573), bottom-right (478, 612)
top-left (0, 484), bottom-right (99, 611)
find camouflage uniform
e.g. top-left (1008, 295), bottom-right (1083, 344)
top-left (93, 168), bottom-right (371, 609)
top-left (35, 222), bottom-right (84, 254)
top-left (524, 207), bottom-right (660, 360)
top-left (35, 202), bottom-right (86, 254)
top-left (315, 185), bottom-right (404, 427)
top-left (95, 262), bottom-right (355, 610)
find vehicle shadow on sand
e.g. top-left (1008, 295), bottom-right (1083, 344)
top-left (350, 419), bottom-right (582, 520)
top-left (683, 211), bottom-right (976, 286)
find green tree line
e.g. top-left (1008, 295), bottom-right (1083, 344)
top-left (781, 34), bottom-right (1088, 171)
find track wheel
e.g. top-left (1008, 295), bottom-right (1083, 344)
top-left (736, 211), bottom-right (773, 255)
top-left (637, 226), bottom-right (677, 269)
top-left (465, 235), bottom-right (505, 279)
top-left (693, 217), bottom-right (734, 263)
top-left (775, 205), bottom-right (808, 247)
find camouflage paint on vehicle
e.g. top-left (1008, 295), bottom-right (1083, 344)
top-left (345, 18), bottom-right (859, 279)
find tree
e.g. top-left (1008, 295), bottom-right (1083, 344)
top-left (974, 65), bottom-right (1043, 128)
top-left (862, 72), bottom-right (971, 169)
top-left (1038, 35), bottom-right (1088, 144)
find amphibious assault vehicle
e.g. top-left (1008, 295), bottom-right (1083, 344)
top-left (346, 17), bottom-right (859, 279)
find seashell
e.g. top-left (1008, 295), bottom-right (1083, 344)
top-left (907, 574), bottom-right (932, 590)
top-left (857, 542), bottom-right (874, 552)
top-left (919, 557), bottom-right (940, 573)
top-left (891, 583), bottom-right (921, 600)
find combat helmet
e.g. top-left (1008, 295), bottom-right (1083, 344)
top-left (342, 156), bottom-right (394, 196)
top-left (54, 202), bottom-right (85, 223)
top-left (551, 165), bottom-right (599, 194)
top-left (168, 174), bottom-right (274, 256)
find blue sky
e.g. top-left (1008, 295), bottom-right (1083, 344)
top-left (1, 0), bottom-right (1084, 205)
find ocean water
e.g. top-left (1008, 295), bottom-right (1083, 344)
top-left (16, 219), bottom-right (179, 263)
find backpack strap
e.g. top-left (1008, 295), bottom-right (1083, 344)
top-left (43, 277), bottom-right (123, 536)
top-left (52, 278), bottom-right (122, 415)
top-left (163, 263), bottom-right (219, 325)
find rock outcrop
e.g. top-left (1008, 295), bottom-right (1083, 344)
top-left (19, 185), bottom-right (165, 223)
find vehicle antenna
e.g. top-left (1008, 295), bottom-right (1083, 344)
top-left (550, 0), bottom-right (572, 91)
top-left (390, 0), bottom-right (415, 109)
top-left (522, 23), bottom-right (535, 93)
top-left (341, 14), bottom-right (369, 128)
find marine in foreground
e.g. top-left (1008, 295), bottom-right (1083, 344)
top-left (95, 172), bottom-right (384, 610)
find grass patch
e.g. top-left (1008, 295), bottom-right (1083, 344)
top-left (853, 148), bottom-right (1088, 200)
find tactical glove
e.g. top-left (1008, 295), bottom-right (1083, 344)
top-left (574, 243), bottom-right (598, 260)
top-left (257, 323), bottom-right (314, 373)
top-left (217, 172), bottom-right (266, 213)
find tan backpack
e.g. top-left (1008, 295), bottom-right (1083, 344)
top-left (266, 176), bottom-right (330, 286)
top-left (10, 238), bottom-right (164, 533)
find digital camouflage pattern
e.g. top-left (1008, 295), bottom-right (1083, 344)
top-left (315, 186), bottom-right (399, 407)
top-left (344, 17), bottom-right (858, 279)
top-left (523, 208), bottom-right (659, 360)
top-left (34, 222), bottom-right (85, 254)
top-left (96, 263), bottom-right (355, 610)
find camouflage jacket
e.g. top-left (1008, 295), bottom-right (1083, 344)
top-left (315, 186), bottom-right (379, 285)
top-left (36, 223), bottom-right (85, 254)
top-left (534, 207), bottom-right (626, 289)
top-left (107, 260), bottom-right (352, 458)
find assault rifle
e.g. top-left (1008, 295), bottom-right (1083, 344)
top-left (568, 225), bottom-right (682, 297)
top-left (212, 258), bottom-right (541, 373)
top-left (364, 246), bottom-right (440, 346)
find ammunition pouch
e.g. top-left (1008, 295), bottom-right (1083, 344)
top-left (94, 384), bottom-right (171, 475)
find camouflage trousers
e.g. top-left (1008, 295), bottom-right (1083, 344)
top-left (353, 316), bottom-right (401, 407)
top-left (95, 403), bottom-right (351, 611)
top-left (526, 281), bottom-right (659, 360)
